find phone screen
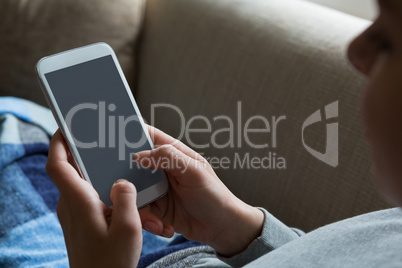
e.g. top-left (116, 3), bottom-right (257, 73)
top-left (45, 55), bottom-right (164, 206)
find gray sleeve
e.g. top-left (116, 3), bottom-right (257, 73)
top-left (216, 208), bottom-right (304, 267)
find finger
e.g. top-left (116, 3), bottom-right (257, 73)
top-left (139, 206), bottom-right (174, 238)
top-left (161, 224), bottom-right (175, 238)
top-left (47, 130), bottom-right (79, 185)
top-left (146, 124), bottom-right (178, 147)
top-left (47, 130), bottom-right (100, 209)
top-left (56, 196), bottom-right (72, 253)
top-left (133, 144), bottom-right (207, 178)
top-left (146, 125), bottom-right (205, 162)
top-left (139, 204), bottom-right (165, 235)
top-left (56, 196), bottom-right (68, 228)
top-left (108, 179), bottom-right (142, 237)
top-left (47, 131), bottom-right (86, 191)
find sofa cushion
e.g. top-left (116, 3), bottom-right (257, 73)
top-left (136, 0), bottom-right (391, 231)
top-left (0, 0), bottom-right (145, 107)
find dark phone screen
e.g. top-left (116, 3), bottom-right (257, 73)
top-left (45, 55), bottom-right (164, 206)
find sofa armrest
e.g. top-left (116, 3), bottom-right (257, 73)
top-left (136, 0), bottom-right (390, 231)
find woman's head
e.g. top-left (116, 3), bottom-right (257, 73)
top-left (348, 0), bottom-right (402, 206)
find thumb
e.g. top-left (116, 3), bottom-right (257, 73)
top-left (133, 144), bottom-right (207, 178)
top-left (109, 179), bottom-right (142, 236)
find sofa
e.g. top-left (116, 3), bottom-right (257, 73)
top-left (0, 0), bottom-right (391, 233)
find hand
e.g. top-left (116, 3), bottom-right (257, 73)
top-left (46, 130), bottom-right (142, 268)
top-left (137, 125), bottom-right (264, 257)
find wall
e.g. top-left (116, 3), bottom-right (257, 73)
top-left (304, 0), bottom-right (377, 20)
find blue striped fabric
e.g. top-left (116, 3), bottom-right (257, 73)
top-left (0, 97), bottom-right (203, 267)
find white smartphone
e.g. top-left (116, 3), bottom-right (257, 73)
top-left (36, 42), bottom-right (168, 208)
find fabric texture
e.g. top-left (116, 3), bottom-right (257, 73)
top-left (0, 97), bottom-right (66, 267)
top-left (0, 0), bottom-right (145, 107)
top-left (138, 235), bottom-right (208, 268)
top-left (147, 245), bottom-right (214, 268)
top-left (194, 207), bottom-right (402, 267)
top-left (216, 208), bottom-right (303, 267)
top-left (0, 97), bottom-right (204, 267)
top-left (136, 0), bottom-right (390, 232)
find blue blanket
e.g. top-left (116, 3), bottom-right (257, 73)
top-left (0, 97), bottom-right (203, 267)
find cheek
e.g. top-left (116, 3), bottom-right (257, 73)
top-left (362, 59), bottom-right (402, 206)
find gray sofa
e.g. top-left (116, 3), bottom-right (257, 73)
top-left (1, 0), bottom-right (391, 232)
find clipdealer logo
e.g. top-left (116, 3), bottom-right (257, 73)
top-left (64, 100), bottom-right (339, 170)
top-left (302, 101), bottom-right (339, 167)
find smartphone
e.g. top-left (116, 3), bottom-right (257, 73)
top-left (36, 42), bottom-right (168, 208)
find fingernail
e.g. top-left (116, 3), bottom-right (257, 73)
top-left (161, 231), bottom-right (171, 238)
top-left (143, 221), bottom-right (158, 233)
top-left (133, 153), bottom-right (140, 161)
top-left (113, 179), bottom-right (129, 185)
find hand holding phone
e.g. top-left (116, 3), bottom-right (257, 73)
top-left (38, 43), bottom-right (264, 261)
top-left (136, 125), bottom-right (265, 257)
top-left (47, 130), bottom-right (142, 267)
top-left (36, 43), bottom-right (168, 207)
